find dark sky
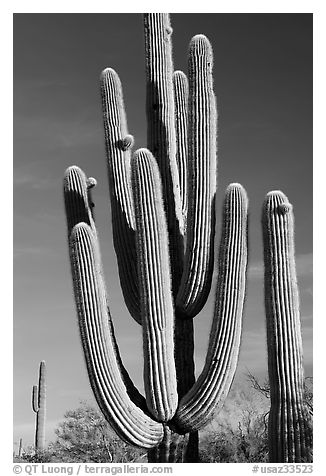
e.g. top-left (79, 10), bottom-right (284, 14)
top-left (13, 13), bottom-right (312, 447)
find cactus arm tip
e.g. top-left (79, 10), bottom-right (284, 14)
top-left (63, 165), bottom-right (96, 235)
top-left (87, 177), bottom-right (97, 189)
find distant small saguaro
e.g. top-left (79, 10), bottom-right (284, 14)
top-left (32, 360), bottom-right (46, 452)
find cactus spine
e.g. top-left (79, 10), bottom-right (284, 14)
top-left (64, 13), bottom-right (248, 462)
top-left (262, 192), bottom-right (312, 462)
top-left (32, 361), bottom-right (46, 452)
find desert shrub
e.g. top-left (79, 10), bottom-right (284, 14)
top-left (18, 447), bottom-right (54, 463)
top-left (200, 407), bottom-right (269, 463)
top-left (50, 402), bottom-right (146, 463)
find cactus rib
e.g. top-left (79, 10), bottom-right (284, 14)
top-left (262, 191), bottom-right (311, 462)
top-left (174, 184), bottom-right (248, 432)
top-left (173, 70), bottom-right (189, 224)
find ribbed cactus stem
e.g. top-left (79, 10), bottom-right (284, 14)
top-left (177, 34), bottom-right (217, 318)
top-left (262, 191), bottom-right (311, 463)
top-left (174, 318), bottom-right (195, 398)
top-left (69, 222), bottom-right (164, 448)
top-left (100, 68), bottom-right (140, 324)
top-left (174, 184), bottom-right (247, 432)
top-left (144, 13), bottom-right (184, 295)
top-left (147, 427), bottom-right (194, 463)
top-left (132, 148), bottom-right (178, 421)
top-left (32, 361), bottom-right (46, 451)
top-left (173, 70), bottom-right (188, 224)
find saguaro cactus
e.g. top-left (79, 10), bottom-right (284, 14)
top-left (64, 13), bottom-right (248, 462)
top-left (32, 360), bottom-right (46, 452)
top-left (262, 192), bottom-right (312, 462)
top-left (18, 438), bottom-right (23, 458)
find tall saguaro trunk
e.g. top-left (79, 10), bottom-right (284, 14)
top-left (262, 192), bottom-right (312, 462)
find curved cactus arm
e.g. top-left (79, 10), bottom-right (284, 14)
top-left (32, 385), bottom-right (39, 413)
top-left (70, 222), bottom-right (164, 448)
top-left (176, 35), bottom-right (217, 319)
top-left (100, 68), bottom-right (140, 324)
top-left (173, 70), bottom-right (189, 226)
top-left (132, 148), bottom-right (178, 422)
top-left (262, 191), bottom-right (311, 463)
top-left (63, 165), bottom-right (147, 412)
top-left (144, 13), bottom-right (184, 295)
top-left (173, 184), bottom-right (248, 433)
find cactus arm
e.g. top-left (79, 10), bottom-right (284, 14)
top-left (100, 68), bottom-right (140, 324)
top-left (132, 148), bottom-right (178, 422)
top-left (262, 191), bottom-right (311, 463)
top-left (100, 68), bottom-right (134, 227)
top-left (70, 222), bottom-right (164, 448)
top-left (144, 13), bottom-right (184, 295)
top-left (174, 184), bottom-right (248, 433)
top-left (32, 385), bottom-right (39, 413)
top-left (173, 70), bottom-right (189, 225)
top-left (176, 35), bottom-right (217, 319)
